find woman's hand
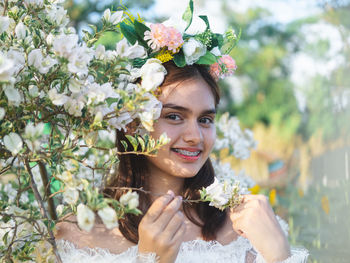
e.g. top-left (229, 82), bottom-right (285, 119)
top-left (138, 190), bottom-right (186, 263)
top-left (230, 194), bottom-right (291, 263)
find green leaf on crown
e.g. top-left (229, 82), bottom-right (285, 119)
top-left (196, 51), bottom-right (217, 65)
top-left (120, 22), bottom-right (138, 45)
top-left (199, 15), bottom-right (210, 30)
top-left (220, 27), bottom-right (241, 54)
top-left (133, 20), bottom-right (151, 49)
top-left (173, 50), bottom-right (186, 67)
top-left (183, 0), bottom-right (194, 32)
top-left (211, 33), bottom-right (224, 49)
top-left (125, 135), bottom-right (138, 151)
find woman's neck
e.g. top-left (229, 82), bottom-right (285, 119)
top-left (147, 166), bottom-right (185, 201)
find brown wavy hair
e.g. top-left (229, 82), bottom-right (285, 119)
top-left (104, 61), bottom-right (227, 244)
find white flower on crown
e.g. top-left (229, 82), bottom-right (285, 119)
top-left (103, 9), bottom-right (124, 25)
top-left (116, 38), bottom-right (147, 59)
top-left (97, 206), bottom-right (119, 229)
top-left (94, 44), bottom-right (106, 60)
top-left (140, 58), bottom-right (167, 92)
top-left (182, 37), bottom-right (207, 65)
top-left (77, 204), bottom-right (95, 232)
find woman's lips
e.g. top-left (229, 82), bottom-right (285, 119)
top-left (171, 148), bottom-right (201, 161)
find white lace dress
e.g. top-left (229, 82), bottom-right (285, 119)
top-left (57, 217), bottom-right (309, 263)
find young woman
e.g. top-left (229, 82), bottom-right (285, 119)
top-left (56, 62), bottom-right (308, 263)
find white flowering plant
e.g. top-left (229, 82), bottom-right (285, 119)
top-left (0, 0), bottom-right (171, 261)
top-left (0, 0), bottom-right (257, 262)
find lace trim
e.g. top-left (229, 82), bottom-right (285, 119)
top-left (254, 247), bottom-right (309, 263)
top-left (57, 239), bottom-right (158, 263)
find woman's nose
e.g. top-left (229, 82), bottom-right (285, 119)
top-left (182, 120), bottom-right (203, 145)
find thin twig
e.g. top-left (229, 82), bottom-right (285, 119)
top-left (24, 158), bottom-right (63, 263)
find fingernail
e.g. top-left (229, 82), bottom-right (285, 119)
top-left (177, 196), bottom-right (183, 201)
top-left (167, 190), bottom-right (174, 197)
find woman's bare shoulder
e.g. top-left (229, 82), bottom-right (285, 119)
top-left (55, 215), bottom-right (136, 254)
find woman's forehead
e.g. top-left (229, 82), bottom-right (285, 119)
top-left (159, 78), bottom-right (216, 108)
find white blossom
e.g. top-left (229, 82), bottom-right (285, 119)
top-left (63, 187), bottom-right (79, 205)
top-left (52, 34), bottom-right (78, 58)
top-left (64, 98), bottom-right (85, 117)
top-left (56, 204), bottom-right (64, 216)
top-left (0, 52), bottom-right (15, 82)
top-left (97, 206), bottom-right (119, 229)
top-left (182, 37), bottom-right (207, 65)
top-left (4, 86), bottom-right (22, 105)
top-left (138, 93), bottom-right (162, 131)
top-left (46, 5), bottom-right (68, 26)
top-left (140, 59), bottom-right (167, 91)
top-left (23, 0), bottom-right (44, 8)
top-left (0, 107), bottom-right (5, 120)
top-left (48, 88), bottom-right (69, 106)
top-left (24, 122), bottom-right (45, 140)
top-left (67, 44), bottom-right (93, 74)
top-left (28, 85), bottom-right (39, 97)
top-left (94, 44), bottom-right (105, 60)
top-left (119, 191), bottom-right (139, 209)
top-left (7, 49), bottom-right (26, 75)
top-left (116, 38), bottom-right (147, 59)
top-left (15, 22), bottom-right (27, 39)
top-left (4, 132), bottom-right (23, 155)
top-left (0, 16), bottom-right (10, 34)
top-left (103, 9), bottom-right (124, 25)
top-left (77, 204), bottom-right (95, 232)
top-left (205, 178), bottom-right (231, 209)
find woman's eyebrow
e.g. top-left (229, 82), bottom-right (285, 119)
top-left (162, 103), bottom-right (216, 115)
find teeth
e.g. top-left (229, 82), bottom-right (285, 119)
top-left (173, 149), bottom-right (200, 156)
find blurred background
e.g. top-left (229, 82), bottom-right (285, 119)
top-left (65, 0), bottom-right (350, 262)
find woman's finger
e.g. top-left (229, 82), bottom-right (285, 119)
top-left (143, 190), bottom-right (175, 223)
top-left (156, 196), bottom-right (183, 231)
top-left (170, 220), bottom-right (186, 244)
top-left (162, 211), bottom-right (185, 240)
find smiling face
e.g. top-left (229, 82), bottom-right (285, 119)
top-left (146, 76), bottom-right (217, 179)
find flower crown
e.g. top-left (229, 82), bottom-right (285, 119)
top-left (118, 0), bottom-right (240, 81)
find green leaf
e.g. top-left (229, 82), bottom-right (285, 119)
top-left (125, 135), bottom-right (138, 151)
top-left (211, 33), bottom-right (224, 48)
top-left (196, 51), bottom-right (217, 65)
top-left (134, 20), bottom-right (150, 41)
top-left (106, 97), bottom-right (119, 107)
top-left (121, 140), bottom-right (128, 151)
top-left (120, 22), bottom-right (138, 45)
top-left (199, 15), bottom-right (210, 30)
top-left (173, 50), bottom-right (186, 67)
top-left (182, 0), bottom-right (194, 32)
top-left (137, 136), bottom-right (145, 152)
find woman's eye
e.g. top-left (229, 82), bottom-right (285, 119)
top-left (166, 114), bottom-right (181, 121)
top-left (199, 117), bottom-right (214, 124)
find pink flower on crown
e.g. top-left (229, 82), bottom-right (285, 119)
top-left (144, 24), bottom-right (169, 51)
top-left (166, 26), bottom-right (183, 53)
top-left (210, 55), bottom-right (237, 80)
